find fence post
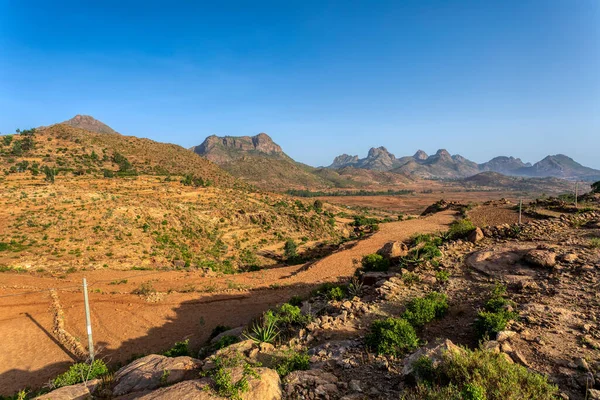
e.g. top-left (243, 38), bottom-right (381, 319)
top-left (575, 182), bottom-right (578, 208)
top-left (518, 199), bottom-right (522, 225)
top-left (82, 278), bottom-right (94, 361)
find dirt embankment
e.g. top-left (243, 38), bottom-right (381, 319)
top-left (0, 211), bottom-right (455, 394)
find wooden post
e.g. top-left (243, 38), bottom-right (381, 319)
top-left (82, 278), bottom-right (94, 361)
top-left (575, 182), bottom-right (579, 208)
top-left (519, 199), bottom-right (522, 225)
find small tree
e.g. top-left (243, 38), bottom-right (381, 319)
top-left (284, 239), bottom-right (298, 260)
top-left (592, 181), bottom-right (600, 194)
top-left (43, 166), bottom-right (56, 183)
top-left (313, 199), bottom-right (323, 212)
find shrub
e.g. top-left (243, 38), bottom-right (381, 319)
top-left (52, 359), bottom-right (108, 388)
top-left (365, 318), bottom-right (419, 356)
top-left (313, 199), bottom-right (323, 212)
top-left (403, 292), bottom-right (448, 328)
top-left (361, 253), bottom-right (390, 272)
top-left (446, 219), bottom-right (476, 240)
top-left (275, 349), bottom-right (310, 377)
top-left (288, 295), bottom-right (303, 307)
top-left (405, 346), bottom-right (558, 400)
top-left (326, 285), bottom-right (346, 301)
top-left (402, 272), bottom-right (421, 286)
top-left (210, 325), bottom-right (232, 339)
top-left (209, 354), bottom-right (259, 400)
top-left (435, 270), bottom-right (450, 283)
top-left (589, 237), bottom-right (600, 249)
top-left (475, 284), bottom-right (518, 339)
top-left (265, 303), bottom-right (307, 326)
top-left (214, 335), bottom-right (240, 350)
top-left (347, 276), bottom-right (364, 297)
top-left (591, 181), bottom-right (600, 194)
top-left (163, 339), bottom-right (190, 357)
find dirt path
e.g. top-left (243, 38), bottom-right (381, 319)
top-left (0, 211), bottom-right (454, 395)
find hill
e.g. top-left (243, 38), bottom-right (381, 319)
top-left (461, 171), bottom-right (574, 193)
top-left (517, 154), bottom-right (600, 181)
top-left (0, 123), bottom-right (239, 187)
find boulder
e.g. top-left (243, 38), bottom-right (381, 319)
top-left (35, 379), bottom-right (100, 400)
top-left (113, 354), bottom-right (201, 396)
top-left (523, 250), bottom-right (556, 268)
top-left (210, 326), bottom-right (245, 345)
top-left (468, 227), bottom-right (484, 243)
top-left (135, 368), bottom-right (281, 400)
top-left (561, 253), bottom-right (578, 263)
top-left (402, 339), bottom-right (465, 377)
top-left (284, 369), bottom-right (339, 398)
top-left (377, 241), bottom-right (408, 259)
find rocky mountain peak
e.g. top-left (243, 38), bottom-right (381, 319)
top-left (192, 133), bottom-right (287, 164)
top-left (61, 114), bottom-right (119, 135)
top-left (413, 150), bottom-right (428, 160)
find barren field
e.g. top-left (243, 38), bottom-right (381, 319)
top-left (0, 211), bottom-right (455, 394)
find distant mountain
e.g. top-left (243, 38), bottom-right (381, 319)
top-left (462, 171), bottom-right (574, 193)
top-left (329, 148), bottom-right (600, 181)
top-left (480, 156), bottom-right (531, 175)
top-left (61, 115), bottom-right (119, 135)
top-left (517, 155), bottom-right (600, 181)
top-left (192, 134), bottom-right (413, 190)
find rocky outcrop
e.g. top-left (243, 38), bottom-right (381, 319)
top-left (523, 249), bottom-right (557, 269)
top-left (60, 115), bottom-right (119, 135)
top-left (377, 241), bottom-right (408, 259)
top-left (192, 133), bottom-right (289, 164)
top-left (112, 355), bottom-right (201, 396)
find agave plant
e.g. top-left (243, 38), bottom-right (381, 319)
top-left (243, 318), bottom-right (279, 344)
top-left (347, 276), bottom-right (364, 297)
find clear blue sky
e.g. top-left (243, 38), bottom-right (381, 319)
top-left (1, 1), bottom-right (598, 168)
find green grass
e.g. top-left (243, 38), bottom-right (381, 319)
top-left (404, 346), bottom-right (559, 400)
top-left (475, 284), bottom-right (518, 340)
top-left (589, 237), bottom-right (600, 249)
top-left (445, 219), bottom-right (476, 241)
top-left (275, 349), bottom-right (310, 377)
top-left (51, 360), bottom-right (109, 389)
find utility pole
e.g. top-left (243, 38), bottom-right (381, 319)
top-left (82, 278), bottom-right (94, 361)
top-left (518, 199), bottom-right (522, 225)
top-left (575, 181), bottom-right (579, 209)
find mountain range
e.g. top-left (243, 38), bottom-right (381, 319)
top-left (329, 147), bottom-right (600, 181)
top-left (25, 115), bottom-right (600, 189)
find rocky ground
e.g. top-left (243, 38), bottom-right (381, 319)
top-left (12, 202), bottom-right (600, 400)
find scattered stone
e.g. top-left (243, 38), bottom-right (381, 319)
top-left (496, 330), bottom-right (517, 342)
top-left (210, 326), bottom-right (245, 344)
top-left (403, 339), bottom-right (465, 377)
top-left (34, 379), bottom-right (100, 400)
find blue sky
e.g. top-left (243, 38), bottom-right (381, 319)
top-left (1, 1), bottom-right (598, 168)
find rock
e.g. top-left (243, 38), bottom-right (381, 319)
top-left (113, 354), bottom-right (201, 396)
top-left (576, 357), bottom-right (590, 372)
top-left (524, 250), bottom-right (556, 268)
top-left (482, 340), bottom-right (500, 353)
top-left (348, 380), bottom-right (362, 392)
top-left (508, 349), bottom-right (530, 367)
top-left (35, 379), bottom-right (100, 400)
top-left (496, 330), bottom-right (517, 342)
top-left (402, 339), bottom-right (465, 377)
top-left (361, 272), bottom-right (393, 286)
top-left (377, 241), bottom-right (408, 259)
top-left (468, 227), bottom-right (484, 243)
top-left (210, 326), bottom-right (245, 344)
top-left (285, 369), bottom-right (339, 397)
top-left (136, 367), bottom-right (281, 400)
top-left (561, 253), bottom-right (578, 263)
top-left (588, 389), bottom-right (600, 400)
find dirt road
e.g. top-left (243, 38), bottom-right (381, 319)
top-left (0, 210), bottom-right (454, 394)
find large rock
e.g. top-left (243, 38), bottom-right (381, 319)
top-left (523, 250), bottom-right (556, 268)
top-left (113, 354), bottom-right (201, 396)
top-left (210, 326), bottom-right (245, 345)
top-left (284, 369), bottom-right (339, 398)
top-left (402, 339), bottom-right (465, 377)
top-left (135, 368), bottom-right (281, 400)
top-left (468, 227), bottom-right (484, 243)
top-left (377, 241), bottom-right (408, 259)
top-left (35, 379), bottom-right (100, 400)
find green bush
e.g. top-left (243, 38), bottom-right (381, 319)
top-left (403, 292), bottom-right (449, 328)
top-left (405, 346), bottom-right (558, 400)
top-left (288, 295), bottom-right (303, 307)
top-left (210, 354), bottom-right (259, 400)
top-left (265, 303), bottom-right (308, 326)
top-left (365, 318), bottom-right (419, 356)
top-left (244, 318), bottom-right (279, 344)
top-left (214, 335), bottom-right (240, 350)
top-left (275, 350), bottom-right (310, 377)
top-left (435, 270), bottom-right (450, 283)
top-left (163, 339), bottom-right (190, 357)
top-left (52, 359), bottom-right (108, 388)
top-left (326, 285), bottom-right (346, 301)
top-left (446, 219), bottom-right (476, 240)
top-left (475, 285), bottom-right (518, 339)
top-left (361, 253), bottom-right (390, 272)
top-left (591, 181), bottom-right (600, 194)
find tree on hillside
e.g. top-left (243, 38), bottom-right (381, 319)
top-left (592, 181), bottom-right (600, 194)
top-left (43, 166), bottom-right (56, 183)
top-left (313, 199), bottom-right (323, 212)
